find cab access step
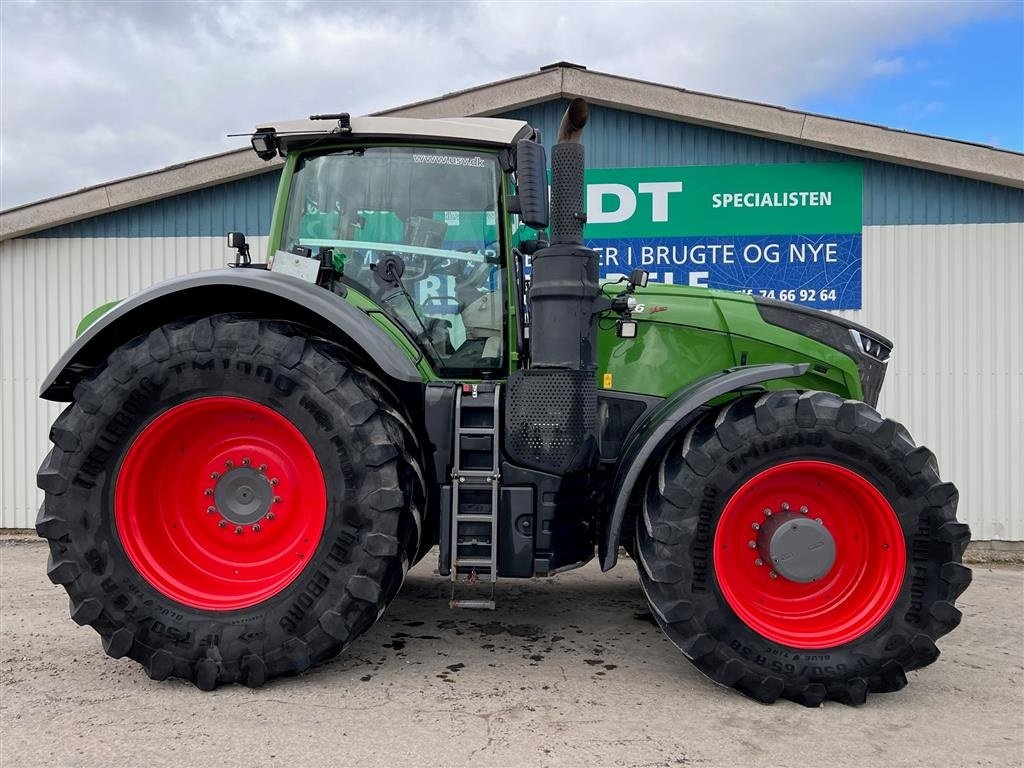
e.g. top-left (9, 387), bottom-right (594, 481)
top-left (439, 383), bottom-right (500, 609)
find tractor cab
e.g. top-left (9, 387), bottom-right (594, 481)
top-left (244, 114), bottom-right (545, 380)
top-left (280, 145), bottom-right (505, 375)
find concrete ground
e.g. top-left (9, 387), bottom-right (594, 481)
top-left (2, 539), bottom-right (1022, 768)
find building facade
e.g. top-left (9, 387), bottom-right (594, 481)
top-left (2, 65), bottom-right (1022, 544)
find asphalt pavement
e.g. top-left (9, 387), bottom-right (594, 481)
top-left (2, 539), bottom-right (1022, 768)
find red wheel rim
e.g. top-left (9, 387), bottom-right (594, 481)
top-left (713, 460), bottom-right (905, 649)
top-left (115, 397), bottom-right (327, 611)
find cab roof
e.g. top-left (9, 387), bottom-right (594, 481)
top-left (255, 115), bottom-right (535, 152)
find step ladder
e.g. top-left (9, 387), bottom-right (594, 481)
top-left (449, 382), bottom-right (500, 609)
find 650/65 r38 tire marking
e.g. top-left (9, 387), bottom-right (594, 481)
top-left (114, 396), bottom-right (327, 611)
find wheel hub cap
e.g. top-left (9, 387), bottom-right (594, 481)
top-left (759, 514), bottom-right (836, 583)
top-left (214, 466), bottom-right (274, 526)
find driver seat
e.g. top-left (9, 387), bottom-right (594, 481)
top-left (461, 292), bottom-right (502, 358)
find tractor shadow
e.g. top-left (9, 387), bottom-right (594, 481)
top-left (298, 553), bottom-right (709, 692)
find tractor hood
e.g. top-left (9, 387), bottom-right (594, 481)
top-left (750, 295), bottom-right (892, 356)
top-left (748, 294), bottom-right (892, 405)
top-left (630, 282), bottom-right (891, 356)
top-left (603, 282), bottom-right (893, 405)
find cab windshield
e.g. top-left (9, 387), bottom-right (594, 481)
top-left (280, 146), bottom-right (505, 376)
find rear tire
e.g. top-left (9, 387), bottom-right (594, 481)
top-left (36, 314), bottom-right (424, 689)
top-left (636, 390), bottom-right (971, 706)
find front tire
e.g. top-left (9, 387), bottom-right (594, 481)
top-left (36, 315), bottom-right (424, 689)
top-left (636, 390), bottom-right (971, 706)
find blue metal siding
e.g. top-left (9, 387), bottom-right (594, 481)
top-left (29, 171), bottom-right (281, 239)
top-left (510, 99), bottom-right (842, 166)
top-left (27, 100), bottom-right (1022, 238)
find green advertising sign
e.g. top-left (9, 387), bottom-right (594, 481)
top-left (573, 161), bottom-right (864, 309)
top-left (582, 162), bottom-right (862, 238)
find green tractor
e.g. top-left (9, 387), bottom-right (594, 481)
top-left (36, 100), bottom-right (971, 705)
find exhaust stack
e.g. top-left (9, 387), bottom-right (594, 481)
top-left (529, 97), bottom-right (598, 370)
top-left (505, 99), bottom-right (600, 475)
top-left (548, 98), bottom-right (589, 247)
top-left (556, 98), bottom-right (589, 144)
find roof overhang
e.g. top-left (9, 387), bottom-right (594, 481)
top-left (381, 65), bottom-right (1024, 190)
top-left (3, 63), bottom-right (1021, 242)
top-left (0, 147), bottom-right (275, 241)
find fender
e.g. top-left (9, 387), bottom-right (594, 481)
top-left (40, 268), bottom-right (423, 400)
top-left (599, 362), bottom-right (809, 571)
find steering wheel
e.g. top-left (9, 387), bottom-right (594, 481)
top-left (421, 295), bottom-right (462, 314)
top-left (401, 252), bottom-right (441, 282)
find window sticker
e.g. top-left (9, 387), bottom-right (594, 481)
top-left (412, 154), bottom-right (487, 168)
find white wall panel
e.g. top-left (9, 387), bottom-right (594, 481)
top-left (838, 223), bottom-right (1023, 541)
top-left (1, 226), bottom-right (1021, 542)
top-left (0, 236), bottom-right (267, 529)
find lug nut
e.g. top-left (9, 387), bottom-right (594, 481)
top-left (204, 488), bottom-right (214, 497)
top-left (218, 520), bottom-right (227, 528)
top-left (210, 471), bottom-right (220, 480)
top-left (258, 464), bottom-right (268, 472)
top-left (816, 517), bottom-right (824, 524)
top-left (755, 558), bottom-right (764, 567)
top-left (747, 540), bottom-right (757, 549)
top-left (270, 478), bottom-right (279, 487)
top-left (800, 505), bottom-right (808, 514)
top-left (781, 502), bottom-right (790, 512)
top-left (763, 508), bottom-right (773, 517)
top-left (242, 457), bottom-right (251, 466)
top-left (225, 460), bottom-right (234, 469)
top-left (206, 506), bottom-right (216, 514)
top-left (751, 522), bottom-right (760, 531)
top-left (273, 495), bottom-right (282, 504)
top-left (234, 526), bottom-right (243, 535)
top-left (266, 512), bottom-right (276, 521)
top-left (769, 570), bottom-right (778, 579)
top-left (252, 524), bottom-right (261, 533)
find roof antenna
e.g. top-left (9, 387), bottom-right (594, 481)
top-left (309, 113), bottom-right (352, 134)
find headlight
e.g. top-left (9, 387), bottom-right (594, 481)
top-left (849, 328), bottom-right (892, 363)
top-left (250, 130), bottom-right (278, 161)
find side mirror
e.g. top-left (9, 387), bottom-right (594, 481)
top-left (510, 139), bottom-right (549, 230)
top-left (517, 238), bottom-right (549, 256)
top-left (227, 232), bottom-right (246, 250)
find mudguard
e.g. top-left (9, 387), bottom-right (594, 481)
top-left (599, 362), bottom-right (809, 571)
top-left (40, 268), bottom-right (423, 400)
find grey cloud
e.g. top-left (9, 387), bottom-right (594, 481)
top-left (0, 0), bottom-right (1011, 209)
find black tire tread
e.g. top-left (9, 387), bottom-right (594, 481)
top-left (636, 390), bottom-right (970, 706)
top-left (36, 314), bottom-right (425, 689)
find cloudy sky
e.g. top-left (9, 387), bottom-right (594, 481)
top-left (1, 0), bottom-right (1021, 210)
